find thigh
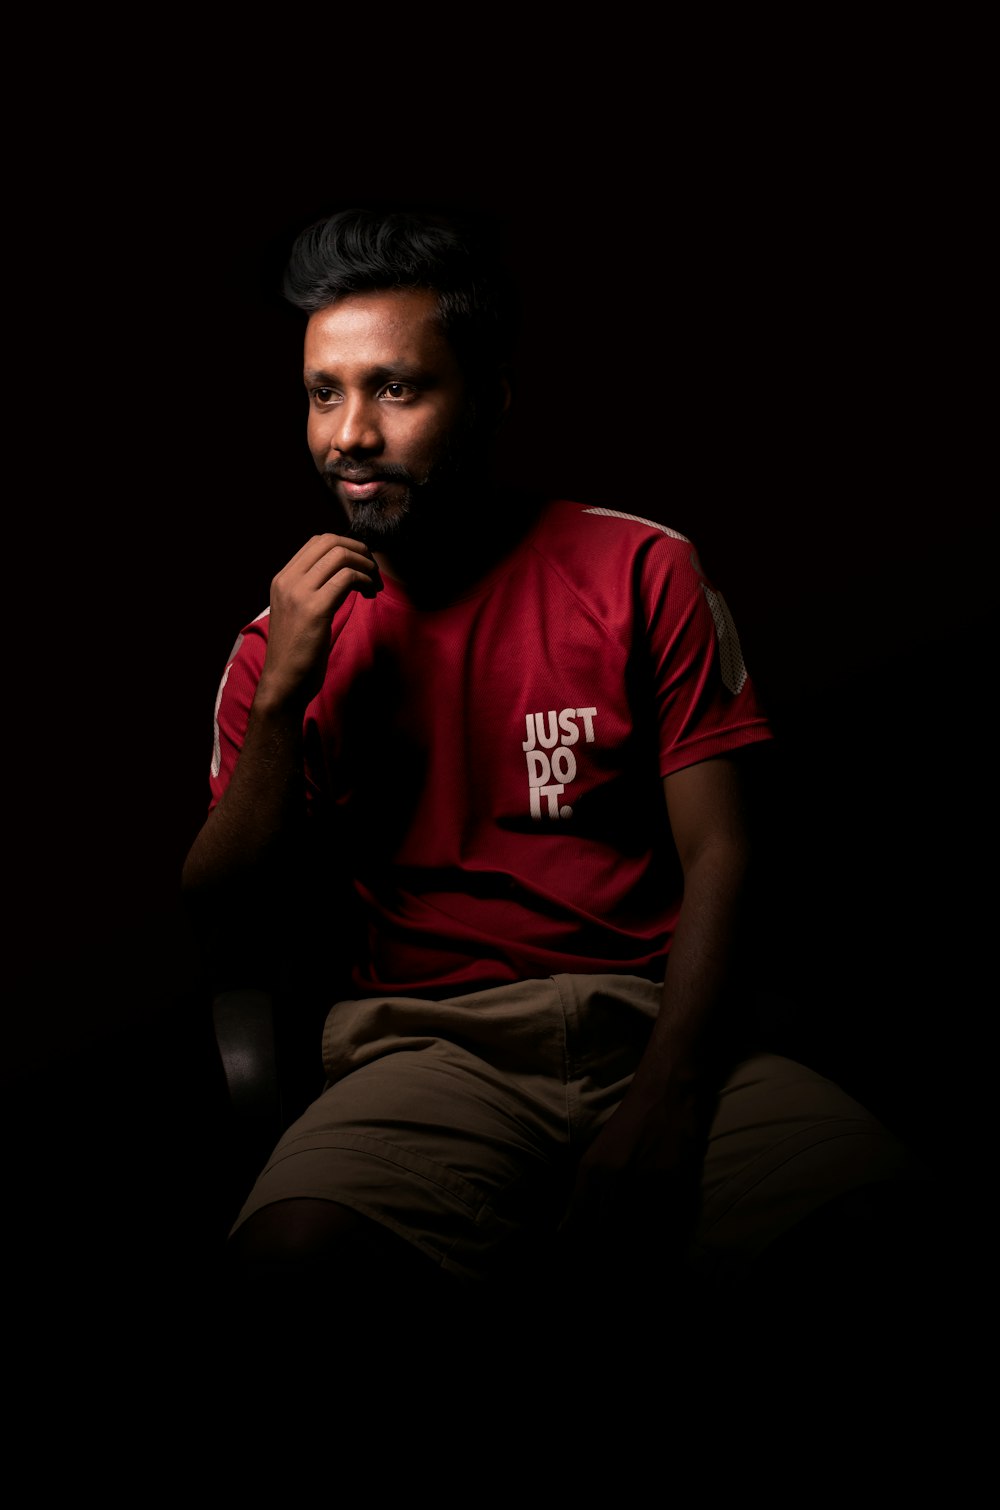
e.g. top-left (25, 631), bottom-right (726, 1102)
top-left (230, 979), bottom-right (576, 1281)
top-left (692, 1052), bottom-right (914, 1275)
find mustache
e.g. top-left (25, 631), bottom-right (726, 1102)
top-left (323, 460), bottom-right (417, 485)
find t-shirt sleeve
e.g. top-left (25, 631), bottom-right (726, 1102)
top-left (642, 538), bottom-right (773, 776)
top-left (207, 610), bottom-right (270, 812)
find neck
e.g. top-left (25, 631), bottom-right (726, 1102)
top-left (373, 483), bottom-right (541, 605)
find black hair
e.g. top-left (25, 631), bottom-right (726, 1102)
top-left (282, 205), bottom-right (518, 385)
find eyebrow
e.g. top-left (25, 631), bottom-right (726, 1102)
top-left (303, 363), bottom-right (431, 385)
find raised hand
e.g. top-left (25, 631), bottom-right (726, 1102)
top-left (258, 533), bottom-right (383, 709)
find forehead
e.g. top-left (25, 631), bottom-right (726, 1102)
top-left (303, 287), bottom-right (457, 374)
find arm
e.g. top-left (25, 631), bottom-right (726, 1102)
top-left (562, 755), bottom-right (752, 1264)
top-left (634, 755), bottom-right (750, 1104)
top-left (181, 533), bottom-right (382, 975)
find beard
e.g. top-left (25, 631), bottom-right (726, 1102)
top-left (320, 407), bottom-right (488, 549)
top-left (326, 462), bottom-right (420, 546)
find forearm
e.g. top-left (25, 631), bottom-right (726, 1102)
top-left (181, 694), bottom-right (318, 988)
top-left (562, 840), bottom-right (749, 1251)
top-left (631, 842), bottom-right (748, 1104)
top-left (182, 698), bottom-right (309, 896)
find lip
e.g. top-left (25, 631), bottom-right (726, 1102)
top-left (338, 478), bottom-right (389, 501)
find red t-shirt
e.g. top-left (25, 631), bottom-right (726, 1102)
top-left (209, 500), bottom-right (773, 994)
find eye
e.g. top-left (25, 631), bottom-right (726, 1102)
top-left (308, 386), bottom-right (342, 410)
top-left (380, 382), bottom-right (412, 401)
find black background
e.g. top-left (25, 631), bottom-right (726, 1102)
top-left (7, 34), bottom-right (990, 1300)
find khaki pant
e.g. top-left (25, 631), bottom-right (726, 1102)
top-left (231, 973), bottom-right (911, 1282)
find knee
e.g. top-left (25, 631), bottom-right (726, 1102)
top-left (228, 1198), bottom-right (365, 1272)
top-left (227, 1197), bottom-right (453, 1292)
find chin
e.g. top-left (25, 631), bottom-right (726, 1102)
top-left (346, 497), bottom-right (413, 546)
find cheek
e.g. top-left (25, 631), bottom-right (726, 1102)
top-left (404, 410), bottom-right (463, 464)
top-left (306, 416), bottom-right (328, 462)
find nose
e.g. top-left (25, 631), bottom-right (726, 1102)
top-left (332, 394), bottom-right (382, 457)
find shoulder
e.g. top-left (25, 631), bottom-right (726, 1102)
top-left (525, 500), bottom-right (703, 606)
top-left (504, 499), bottom-right (705, 649)
top-left (530, 499), bottom-right (695, 567)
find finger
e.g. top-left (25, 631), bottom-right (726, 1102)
top-left (295, 545), bottom-right (381, 594)
top-left (271, 547), bottom-right (382, 617)
top-left (285, 532), bottom-right (375, 574)
top-left (314, 567), bottom-right (383, 611)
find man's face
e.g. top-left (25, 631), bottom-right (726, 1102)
top-left (304, 287), bottom-right (480, 548)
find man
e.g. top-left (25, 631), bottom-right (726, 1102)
top-left (183, 206), bottom-right (920, 1363)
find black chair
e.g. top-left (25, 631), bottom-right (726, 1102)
top-left (210, 966), bottom-right (337, 1224)
top-left (212, 986), bottom-right (284, 1187)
